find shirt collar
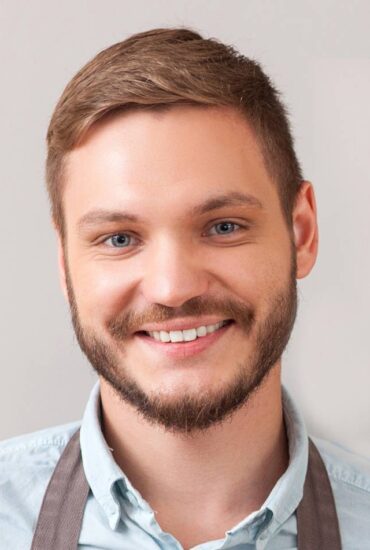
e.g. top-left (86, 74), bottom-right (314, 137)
top-left (218, 384), bottom-right (309, 543)
top-left (80, 380), bottom-right (124, 530)
top-left (80, 380), bottom-right (308, 536)
top-left (259, 384), bottom-right (309, 537)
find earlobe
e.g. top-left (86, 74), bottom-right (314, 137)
top-left (292, 181), bottom-right (319, 279)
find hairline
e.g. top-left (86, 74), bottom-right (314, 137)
top-left (54, 103), bottom-right (298, 242)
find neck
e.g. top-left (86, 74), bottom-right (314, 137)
top-left (100, 365), bottom-right (288, 546)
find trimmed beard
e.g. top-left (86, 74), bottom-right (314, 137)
top-left (65, 249), bottom-right (297, 434)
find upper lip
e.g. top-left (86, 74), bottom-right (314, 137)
top-left (135, 317), bottom-right (232, 333)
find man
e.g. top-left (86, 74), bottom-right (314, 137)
top-left (1, 27), bottom-right (369, 550)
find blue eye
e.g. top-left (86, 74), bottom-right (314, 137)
top-left (210, 222), bottom-right (240, 235)
top-left (106, 234), bottom-right (132, 248)
top-left (103, 222), bottom-right (243, 250)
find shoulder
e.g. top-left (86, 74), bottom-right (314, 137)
top-left (0, 421), bottom-right (81, 548)
top-left (0, 420), bottom-right (81, 457)
top-left (312, 436), bottom-right (370, 546)
top-left (312, 436), bottom-right (370, 492)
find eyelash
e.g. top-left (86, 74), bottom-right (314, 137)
top-left (101, 221), bottom-right (247, 250)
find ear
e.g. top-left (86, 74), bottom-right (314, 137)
top-left (292, 181), bottom-right (319, 279)
top-left (53, 223), bottom-right (69, 302)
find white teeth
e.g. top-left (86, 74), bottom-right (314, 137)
top-left (196, 325), bottom-right (207, 337)
top-left (182, 328), bottom-right (197, 342)
top-left (206, 324), bottom-right (217, 334)
top-left (148, 320), bottom-right (229, 343)
top-left (158, 330), bottom-right (170, 342)
top-left (170, 330), bottom-right (185, 343)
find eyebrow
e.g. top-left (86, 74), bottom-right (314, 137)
top-left (77, 191), bottom-right (264, 231)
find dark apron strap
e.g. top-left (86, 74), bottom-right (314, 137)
top-left (296, 438), bottom-right (342, 549)
top-left (31, 429), bottom-right (342, 549)
top-left (31, 428), bottom-right (89, 550)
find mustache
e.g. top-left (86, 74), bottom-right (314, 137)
top-left (108, 296), bottom-right (255, 340)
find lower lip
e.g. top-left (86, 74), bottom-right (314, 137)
top-left (134, 322), bottom-right (234, 359)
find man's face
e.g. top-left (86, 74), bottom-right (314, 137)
top-left (60, 105), bottom-right (300, 433)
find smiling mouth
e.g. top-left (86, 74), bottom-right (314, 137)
top-left (135, 320), bottom-right (234, 343)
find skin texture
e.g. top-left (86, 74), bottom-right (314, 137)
top-left (57, 105), bottom-right (318, 547)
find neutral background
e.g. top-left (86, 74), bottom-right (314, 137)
top-left (1, 0), bottom-right (369, 457)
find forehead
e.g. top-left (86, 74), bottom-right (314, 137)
top-left (63, 105), bottom-right (279, 225)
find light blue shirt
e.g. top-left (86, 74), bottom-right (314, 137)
top-left (1, 381), bottom-right (370, 549)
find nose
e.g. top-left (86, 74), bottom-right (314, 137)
top-left (140, 237), bottom-right (210, 308)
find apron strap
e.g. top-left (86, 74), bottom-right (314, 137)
top-left (31, 428), bottom-right (89, 550)
top-left (31, 430), bottom-right (342, 549)
top-left (297, 437), bottom-right (342, 549)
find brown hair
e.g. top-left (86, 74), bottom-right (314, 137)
top-left (46, 27), bottom-right (303, 238)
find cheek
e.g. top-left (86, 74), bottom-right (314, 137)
top-left (71, 262), bottom-right (133, 322)
top-left (218, 247), bottom-right (285, 304)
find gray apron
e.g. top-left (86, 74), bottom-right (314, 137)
top-left (30, 429), bottom-right (342, 549)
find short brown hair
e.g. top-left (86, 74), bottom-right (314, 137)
top-left (46, 27), bottom-right (303, 238)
